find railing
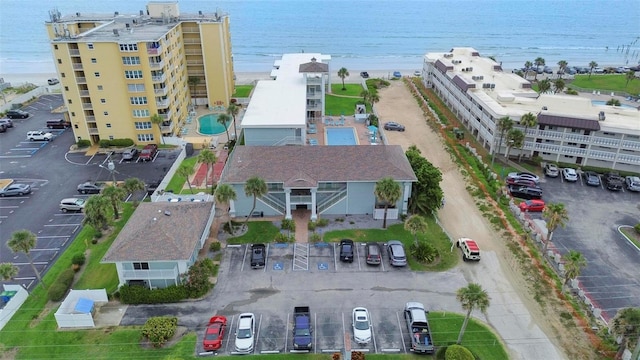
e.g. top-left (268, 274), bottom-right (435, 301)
top-left (69, 49), bottom-right (80, 56)
top-left (156, 99), bottom-right (169, 108)
top-left (306, 103), bottom-right (322, 110)
top-left (122, 266), bottom-right (178, 280)
top-left (317, 188), bottom-right (347, 214)
top-left (81, 102), bottom-right (93, 110)
top-left (272, 136), bottom-right (304, 146)
top-left (79, 90), bottom-right (90, 96)
top-left (159, 110), bottom-right (172, 120)
top-left (161, 121), bottom-right (174, 133)
top-left (621, 140), bottom-right (640, 150)
top-left (260, 194), bottom-right (285, 214)
top-left (147, 44), bottom-right (163, 55)
top-left (149, 60), bottom-right (164, 69)
top-left (72, 63), bottom-right (83, 70)
top-left (76, 77), bottom-right (86, 84)
top-left (154, 87), bottom-right (168, 96)
top-left (290, 195), bottom-right (312, 204)
top-left (151, 73), bottom-right (167, 83)
top-left (85, 116), bottom-right (96, 122)
top-left (88, 128), bottom-right (99, 135)
top-left (306, 77), bottom-right (322, 85)
top-left (182, 26), bottom-right (199, 33)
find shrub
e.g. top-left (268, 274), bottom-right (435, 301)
top-left (76, 139), bottom-right (91, 148)
top-left (316, 218), bottom-right (329, 227)
top-left (635, 223), bottom-right (640, 234)
top-left (182, 259), bottom-right (215, 298)
top-left (110, 138), bottom-right (134, 147)
top-left (72, 253), bottom-right (86, 266)
top-left (274, 232), bottom-right (290, 243)
top-left (445, 344), bottom-right (474, 360)
top-left (98, 139), bottom-right (111, 148)
top-left (309, 233), bottom-right (322, 243)
top-left (47, 268), bottom-right (76, 301)
top-left (142, 316), bottom-right (178, 348)
top-left (119, 284), bottom-right (187, 304)
top-left (308, 221), bottom-right (317, 231)
top-left (209, 241), bottom-right (222, 252)
top-left (281, 219), bottom-right (296, 231)
top-left (409, 242), bottom-right (440, 263)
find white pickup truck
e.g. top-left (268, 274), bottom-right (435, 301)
top-left (456, 238), bottom-right (481, 261)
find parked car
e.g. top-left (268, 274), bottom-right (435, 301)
top-left (393, 71), bottom-right (402, 78)
top-left (26, 130), bottom-right (53, 141)
top-left (352, 307), bottom-right (372, 345)
top-left (59, 198), bottom-right (86, 212)
top-left (413, 70), bottom-right (422, 77)
top-left (625, 176), bottom-right (640, 192)
top-left (518, 199), bottom-right (545, 212)
top-left (250, 243), bottom-right (266, 269)
top-left (46, 119), bottom-right (71, 129)
top-left (234, 313), bottom-right (255, 354)
top-left (544, 163), bottom-right (559, 177)
top-left (583, 171), bottom-right (601, 186)
top-left (47, 78), bottom-right (60, 85)
top-left (508, 185), bottom-right (542, 200)
top-left (139, 144), bottom-right (158, 162)
top-left (562, 168), bottom-right (578, 182)
top-left (543, 66), bottom-right (553, 74)
top-left (387, 240), bottom-right (407, 267)
top-left (360, 71), bottom-right (369, 78)
top-left (0, 118), bottom-right (14, 128)
top-left (507, 178), bottom-right (539, 188)
top-left (121, 148), bottom-right (139, 161)
top-left (77, 182), bottom-right (104, 194)
top-left (0, 183), bottom-right (31, 197)
top-left (365, 243), bottom-right (381, 265)
top-left (507, 172), bottom-right (540, 184)
top-left (203, 315), bottom-right (227, 352)
top-left (0, 124), bottom-right (6, 133)
top-left (384, 121), bottom-right (405, 131)
top-left (6, 109), bottom-right (29, 119)
top-left (339, 239), bottom-right (354, 262)
top-left (603, 172), bottom-right (624, 191)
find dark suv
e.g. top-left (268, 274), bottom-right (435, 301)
top-left (6, 109), bottom-right (29, 119)
top-left (339, 239), bottom-right (354, 262)
top-left (508, 185), bottom-right (542, 200)
top-left (46, 119), bottom-right (71, 129)
top-left (250, 244), bottom-right (266, 269)
top-left (603, 173), bottom-right (624, 191)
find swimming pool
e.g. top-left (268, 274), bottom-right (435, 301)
top-left (198, 114), bottom-right (231, 135)
top-left (325, 127), bottom-right (358, 145)
top-left (591, 100), bottom-right (637, 109)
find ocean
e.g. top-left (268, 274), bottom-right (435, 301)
top-left (1, 0), bottom-right (639, 74)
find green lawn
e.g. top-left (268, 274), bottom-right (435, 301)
top-left (571, 74), bottom-right (640, 95)
top-left (325, 94), bottom-right (363, 116)
top-left (165, 156), bottom-right (198, 193)
top-left (226, 221), bottom-right (282, 244)
top-left (331, 83), bottom-right (365, 97)
top-left (322, 221), bottom-right (458, 272)
top-left (233, 85), bottom-right (254, 98)
top-left (429, 311), bottom-right (509, 359)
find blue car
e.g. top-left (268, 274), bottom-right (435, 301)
top-left (393, 71), bottom-right (402, 78)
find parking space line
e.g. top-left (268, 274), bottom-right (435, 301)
top-left (313, 312), bottom-right (317, 353)
top-left (370, 311), bottom-right (378, 353)
top-left (284, 312), bottom-right (289, 353)
top-left (255, 313), bottom-right (263, 355)
top-left (13, 261), bottom-right (48, 266)
top-left (356, 243), bottom-right (361, 271)
top-left (0, 206), bottom-right (20, 208)
top-left (31, 248), bottom-right (60, 251)
top-left (333, 243), bottom-right (337, 271)
top-left (263, 244), bottom-right (269, 273)
top-left (224, 315), bottom-right (236, 353)
top-left (44, 223), bottom-right (81, 227)
top-left (54, 213), bottom-right (84, 216)
top-left (241, 244), bottom-right (249, 271)
top-left (341, 312), bottom-right (347, 352)
top-left (36, 235), bottom-right (70, 238)
top-left (395, 311), bottom-right (407, 353)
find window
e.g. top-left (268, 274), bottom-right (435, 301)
top-left (133, 111), bottom-right (150, 119)
top-left (91, 58), bottom-right (97, 63)
top-left (108, 135), bottom-right (114, 140)
top-left (125, 70), bottom-right (143, 79)
top-left (119, 43), bottom-right (138, 52)
top-left (54, 45), bottom-right (58, 50)
top-left (94, 72), bottom-right (100, 77)
top-left (97, 85), bottom-right (103, 90)
top-left (100, 99), bottom-right (106, 103)
top-left (133, 262), bottom-right (149, 270)
top-left (74, 124), bottom-right (78, 129)
top-left (122, 56), bottom-right (141, 65)
top-left (127, 84), bottom-right (145, 92)
top-left (68, 99), bottom-right (72, 104)
top-left (71, 112), bottom-right (75, 116)
top-left (130, 96), bottom-right (148, 105)
top-left (64, 86), bottom-right (69, 91)
top-left (87, 43), bottom-right (94, 49)
top-left (137, 134), bottom-right (155, 142)
top-left (103, 111), bottom-right (108, 116)
top-left (57, 59), bottom-right (62, 64)
top-left (106, 123), bottom-right (111, 128)
top-left (135, 121), bottom-right (152, 129)
top-left (61, 73), bottom-right (65, 78)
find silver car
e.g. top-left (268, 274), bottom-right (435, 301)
top-left (60, 198), bottom-right (86, 212)
top-left (387, 240), bottom-right (407, 267)
top-left (0, 183), bottom-right (31, 197)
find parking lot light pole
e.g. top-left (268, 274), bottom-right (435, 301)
top-left (107, 160), bottom-right (116, 184)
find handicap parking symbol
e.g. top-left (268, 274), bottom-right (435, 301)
top-left (273, 262), bottom-right (284, 271)
top-left (317, 262), bottom-right (328, 270)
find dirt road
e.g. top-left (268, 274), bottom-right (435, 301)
top-left (376, 80), bottom-right (571, 359)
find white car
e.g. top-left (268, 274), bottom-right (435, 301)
top-left (562, 168), bottom-right (578, 182)
top-left (234, 313), bottom-right (255, 353)
top-left (413, 70), bottom-right (422, 77)
top-left (626, 176), bottom-right (640, 192)
top-left (26, 130), bottom-right (53, 141)
top-left (352, 307), bottom-right (372, 345)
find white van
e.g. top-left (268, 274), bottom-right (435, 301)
top-left (457, 238), bottom-right (481, 261)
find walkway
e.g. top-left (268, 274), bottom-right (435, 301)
top-left (292, 209), bottom-right (310, 243)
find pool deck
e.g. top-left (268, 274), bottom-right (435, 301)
top-left (178, 105), bottom-right (237, 148)
top-left (307, 115), bottom-right (380, 146)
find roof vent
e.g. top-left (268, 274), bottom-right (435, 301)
top-left (199, 10), bottom-right (203, 16)
top-left (598, 111), bottom-right (605, 121)
top-left (140, 10), bottom-right (144, 16)
top-left (164, 210), bottom-right (171, 216)
top-left (542, 106), bottom-right (548, 110)
top-left (113, 29), bottom-right (119, 36)
top-left (76, 12), bottom-right (81, 17)
top-left (114, 11), bottom-right (119, 16)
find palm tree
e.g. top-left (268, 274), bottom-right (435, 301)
top-left (625, 70), bottom-right (636, 87)
top-left (518, 112), bottom-right (537, 162)
top-left (177, 164), bottom-right (196, 193)
top-left (124, 177), bottom-right (146, 195)
top-left (374, 177), bottom-right (401, 229)
top-left (215, 184), bottom-right (237, 235)
top-left (503, 128), bottom-right (523, 160)
top-left (524, 60), bottom-right (533, 79)
top-left (492, 116), bottom-right (513, 165)
top-left (198, 149), bottom-right (218, 193)
top-left (553, 78), bottom-right (565, 94)
top-left (610, 307), bottom-right (640, 356)
top-left (588, 61), bottom-right (598, 78)
top-left (0, 263), bottom-right (19, 282)
top-left (538, 78), bottom-right (552, 94)
top-left (101, 185), bottom-right (127, 219)
top-left (150, 113), bottom-right (165, 144)
top-left (337, 67), bottom-right (349, 90)
top-left (227, 103), bottom-right (240, 141)
top-left (533, 57), bottom-right (545, 81)
top-left (8, 230), bottom-right (47, 289)
top-left (404, 215), bottom-right (428, 245)
top-left (562, 250), bottom-right (586, 287)
top-left (188, 76), bottom-right (201, 104)
top-left (244, 176), bottom-right (267, 227)
top-left (456, 283), bottom-right (490, 344)
top-left (83, 195), bottom-right (111, 231)
top-left (217, 113), bottom-right (232, 142)
top-left (557, 60), bottom-right (568, 78)
top-left (360, 89), bottom-right (371, 105)
top-left (542, 203), bottom-right (569, 255)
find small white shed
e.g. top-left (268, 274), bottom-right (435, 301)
top-left (54, 289), bottom-right (108, 328)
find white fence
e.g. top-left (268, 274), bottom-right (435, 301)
top-left (1, 86), bottom-right (52, 113)
top-left (0, 284), bottom-right (29, 331)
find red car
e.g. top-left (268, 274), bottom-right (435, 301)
top-left (203, 315), bottom-right (227, 351)
top-left (519, 199), bottom-right (545, 212)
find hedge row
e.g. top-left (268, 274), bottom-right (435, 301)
top-left (119, 284), bottom-right (187, 304)
top-left (47, 268), bottom-right (76, 301)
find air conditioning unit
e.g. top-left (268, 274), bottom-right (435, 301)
top-left (490, 84), bottom-right (496, 89)
top-left (444, 53), bottom-right (454, 58)
top-left (598, 111), bottom-right (606, 121)
top-left (452, 60), bottom-right (462, 64)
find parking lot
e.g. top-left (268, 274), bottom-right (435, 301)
top-left (527, 169), bottom-right (640, 321)
top-left (225, 242), bottom-right (413, 273)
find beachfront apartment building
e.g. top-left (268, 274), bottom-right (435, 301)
top-left (420, 47), bottom-right (640, 172)
top-left (45, 1), bottom-right (234, 145)
top-left (241, 53), bottom-right (332, 146)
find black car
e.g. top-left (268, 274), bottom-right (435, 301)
top-left (339, 239), bottom-right (354, 262)
top-left (5, 109), bottom-right (29, 119)
top-left (384, 121), bottom-right (405, 132)
top-left (508, 185), bottom-right (542, 200)
top-left (603, 173), bottom-right (624, 191)
top-left (77, 182), bottom-right (104, 194)
top-left (250, 243), bottom-right (266, 269)
top-left (360, 71), bottom-right (369, 78)
top-left (583, 171), bottom-right (601, 187)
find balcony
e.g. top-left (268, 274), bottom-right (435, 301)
top-left (69, 49), bottom-right (80, 56)
top-left (154, 87), bottom-right (168, 96)
top-left (76, 77), bottom-right (87, 84)
top-left (79, 90), bottom-right (90, 97)
top-left (156, 99), bottom-right (170, 108)
top-left (85, 116), bottom-right (96, 123)
top-left (161, 121), bottom-right (175, 133)
top-left (149, 60), bottom-right (165, 69)
top-left (159, 110), bottom-right (173, 120)
top-left (122, 266), bottom-right (179, 280)
top-left (306, 76), bottom-right (322, 85)
top-left (72, 63), bottom-right (83, 70)
top-left (182, 26), bottom-right (199, 33)
top-left (621, 140), bottom-right (640, 150)
top-left (81, 102), bottom-right (93, 110)
top-left (151, 73), bottom-right (167, 83)
top-left (88, 127), bottom-right (99, 135)
top-left (306, 91), bottom-right (321, 99)
top-left (306, 103), bottom-right (322, 111)
top-left (290, 195), bottom-right (312, 204)
top-left (146, 44), bottom-right (163, 55)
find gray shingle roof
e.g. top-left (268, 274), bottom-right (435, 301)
top-left (102, 201), bottom-right (214, 262)
top-left (221, 145), bottom-right (417, 184)
top-left (537, 113), bottom-right (601, 131)
top-left (299, 59), bottom-right (329, 73)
